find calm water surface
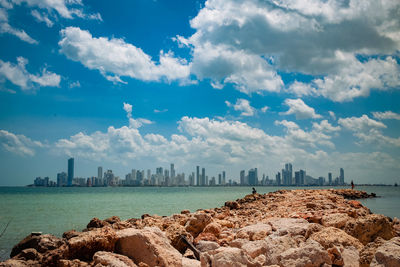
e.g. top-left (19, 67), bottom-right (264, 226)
top-left (0, 185), bottom-right (399, 260)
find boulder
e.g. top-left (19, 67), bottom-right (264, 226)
top-left (63, 230), bottom-right (81, 240)
top-left (115, 227), bottom-right (182, 267)
top-left (359, 237), bottom-right (386, 267)
top-left (224, 201), bottom-right (240, 209)
top-left (370, 237), bottom-right (400, 267)
top-left (200, 247), bottom-right (256, 267)
top-left (164, 223), bottom-right (191, 253)
top-left (92, 251), bottom-right (137, 267)
top-left (0, 259), bottom-right (39, 267)
top-left (185, 213), bottom-right (212, 237)
top-left (310, 227), bottom-right (364, 251)
top-left (341, 246), bottom-right (360, 267)
top-left (263, 235), bottom-right (304, 265)
top-left (202, 222), bottom-right (222, 237)
top-left (196, 241), bottom-right (220, 252)
top-left (87, 218), bottom-right (109, 229)
top-left (279, 240), bottom-right (332, 267)
top-left (10, 233), bottom-right (64, 257)
top-left (104, 216), bottom-right (121, 225)
top-left (58, 259), bottom-right (89, 267)
top-left (241, 240), bottom-right (268, 259)
top-left (67, 227), bottom-right (117, 261)
top-left (322, 213), bottom-right (354, 229)
top-left (236, 223), bottom-right (272, 241)
top-left (267, 218), bottom-right (310, 236)
top-left (13, 248), bottom-right (41, 261)
top-left (345, 214), bottom-right (394, 245)
top-left (182, 257), bottom-right (200, 267)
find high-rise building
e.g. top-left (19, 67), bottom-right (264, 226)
top-left (170, 164), bottom-right (175, 181)
top-left (340, 168), bottom-right (344, 185)
top-left (98, 166), bottom-right (103, 181)
top-left (67, 158), bottom-right (74, 186)
top-left (295, 171), bottom-right (300, 185)
top-left (201, 168), bottom-right (205, 186)
top-left (218, 174), bottom-right (222, 185)
top-left (240, 170), bottom-right (246, 185)
top-left (284, 163), bottom-right (293, 185)
top-left (299, 169), bottom-right (306, 185)
top-left (248, 169), bottom-right (257, 186)
top-left (276, 172), bottom-right (281, 186)
top-left (328, 172), bottom-right (332, 185)
top-left (57, 172), bottom-right (67, 187)
top-left (196, 166), bottom-right (200, 186)
top-left (222, 171), bottom-right (226, 185)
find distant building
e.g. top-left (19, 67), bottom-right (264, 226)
top-left (57, 172), bottom-right (67, 187)
top-left (201, 168), bottom-right (205, 186)
top-left (196, 166), bottom-right (200, 186)
top-left (240, 170), bottom-right (246, 185)
top-left (222, 171), bottom-right (226, 185)
top-left (276, 172), bottom-right (281, 186)
top-left (328, 172), bottom-right (332, 185)
top-left (68, 158), bottom-right (74, 186)
top-left (340, 168), bottom-right (344, 185)
top-left (248, 168), bottom-right (257, 186)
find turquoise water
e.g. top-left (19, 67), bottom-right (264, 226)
top-left (0, 185), bottom-right (399, 261)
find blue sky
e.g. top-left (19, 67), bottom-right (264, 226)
top-left (0, 0), bottom-right (400, 185)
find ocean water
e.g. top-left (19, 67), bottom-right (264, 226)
top-left (0, 185), bottom-right (399, 261)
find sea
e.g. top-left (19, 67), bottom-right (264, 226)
top-left (0, 185), bottom-right (399, 261)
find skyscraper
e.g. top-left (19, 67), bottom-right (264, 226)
top-left (201, 167), bottom-right (205, 186)
top-left (170, 163), bottom-right (175, 181)
top-left (340, 168), bottom-right (344, 185)
top-left (98, 166), bottom-right (103, 180)
top-left (196, 166), bottom-right (200, 186)
top-left (67, 158), bottom-right (74, 186)
top-left (328, 172), bottom-right (332, 185)
top-left (240, 170), bottom-right (245, 185)
top-left (222, 171), bottom-right (226, 185)
top-left (299, 169), bottom-right (306, 185)
top-left (248, 169), bottom-right (257, 186)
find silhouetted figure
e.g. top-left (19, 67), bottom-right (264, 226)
top-left (351, 180), bottom-right (354, 190)
top-left (252, 187), bottom-right (257, 194)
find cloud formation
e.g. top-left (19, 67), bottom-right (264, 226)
top-left (280, 99), bottom-right (322, 120)
top-left (182, 0), bottom-right (400, 99)
top-left (225, 98), bottom-right (255, 116)
top-left (0, 129), bottom-right (43, 156)
top-left (372, 111), bottom-right (400, 120)
top-left (59, 27), bottom-right (191, 84)
top-left (0, 57), bottom-right (61, 90)
top-left (0, 7), bottom-right (38, 43)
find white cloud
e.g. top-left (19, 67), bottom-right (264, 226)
top-left (338, 114), bottom-right (400, 147)
top-left (294, 54), bottom-right (400, 102)
top-left (261, 106), bottom-right (269, 113)
top-left (31, 10), bottom-right (53, 27)
top-left (59, 27), bottom-right (191, 84)
top-left (225, 98), bottom-right (255, 116)
top-left (280, 98), bottom-right (322, 120)
top-left (123, 102), bottom-right (153, 129)
top-left (0, 130), bottom-right (43, 156)
top-left (372, 111), bottom-right (400, 120)
top-left (0, 7), bottom-right (38, 44)
top-left (154, 109), bottom-right (168, 113)
top-left (338, 115), bottom-right (386, 131)
top-left (0, 57), bottom-right (61, 90)
top-left (183, 0), bottom-right (400, 99)
top-left (328, 111), bottom-right (336, 121)
top-left (12, 0), bottom-right (101, 20)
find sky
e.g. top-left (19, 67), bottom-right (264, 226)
top-left (0, 0), bottom-right (400, 186)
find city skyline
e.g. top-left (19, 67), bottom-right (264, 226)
top-left (33, 157), bottom-right (351, 187)
top-left (1, 1), bottom-right (400, 186)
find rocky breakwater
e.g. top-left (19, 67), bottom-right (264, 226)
top-left (1, 189), bottom-right (400, 267)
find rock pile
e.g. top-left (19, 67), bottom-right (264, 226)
top-left (1, 189), bottom-right (399, 267)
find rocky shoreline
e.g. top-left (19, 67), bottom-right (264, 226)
top-left (1, 189), bottom-right (399, 266)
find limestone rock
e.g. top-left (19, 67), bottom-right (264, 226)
top-left (359, 237), bottom-right (386, 267)
top-left (0, 259), bottom-right (39, 267)
top-left (263, 235), bottom-right (304, 265)
top-left (267, 218), bottom-right (310, 236)
top-left (14, 248), bottom-right (41, 261)
top-left (341, 246), bottom-right (360, 267)
top-left (10, 233), bottom-right (64, 257)
top-left (67, 227), bottom-right (117, 261)
top-left (185, 213), bottom-right (212, 238)
top-left (322, 213), bottom-right (354, 229)
top-left (202, 222), bottom-right (222, 237)
top-left (345, 214), bottom-right (394, 245)
top-left (200, 247), bottom-right (256, 267)
top-left (241, 240), bottom-right (268, 259)
top-left (58, 259), bottom-right (89, 267)
top-left (310, 227), bottom-right (364, 251)
top-left (92, 251), bottom-right (137, 267)
top-left (115, 227), bottom-right (182, 267)
top-left (370, 237), bottom-right (400, 267)
top-left (87, 218), bottom-right (109, 229)
top-left (279, 240), bottom-right (332, 267)
top-left (182, 257), bottom-right (200, 267)
top-left (196, 240), bottom-right (220, 252)
top-left (236, 223), bottom-right (272, 241)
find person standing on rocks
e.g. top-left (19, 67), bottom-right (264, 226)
top-left (252, 187), bottom-right (257, 194)
top-left (351, 180), bottom-right (355, 190)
